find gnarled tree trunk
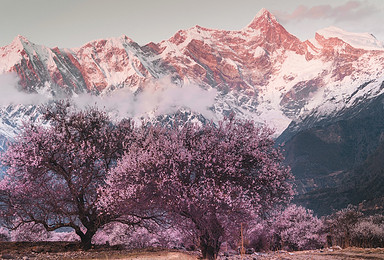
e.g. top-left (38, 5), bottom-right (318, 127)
top-left (197, 214), bottom-right (224, 260)
top-left (76, 228), bottom-right (97, 250)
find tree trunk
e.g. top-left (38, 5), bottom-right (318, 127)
top-left (200, 235), bottom-right (220, 260)
top-left (81, 233), bottom-right (93, 250)
top-left (76, 229), bottom-right (97, 250)
top-left (197, 214), bottom-right (223, 260)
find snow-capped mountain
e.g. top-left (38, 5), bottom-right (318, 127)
top-left (1, 8), bottom-right (384, 213)
top-left (2, 9), bottom-right (384, 136)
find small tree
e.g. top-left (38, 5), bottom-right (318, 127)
top-left (0, 101), bottom-right (144, 249)
top-left (351, 215), bottom-right (384, 248)
top-left (101, 118), bottom-right (294, 259)
top-left (325, 206), bottom-right (363, 248)
top-left (270, 204), bottom-right (325, 251)
top-left (246, 220), bottom-right (273, 252)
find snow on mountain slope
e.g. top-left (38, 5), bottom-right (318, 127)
top-left (315, 26), bottom-right (384, 51)
top-left (1, 8), bottom-right (384, 139)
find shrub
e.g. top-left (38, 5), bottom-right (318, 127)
top-left (92, 222), bottom-right (193, 249)
top-left (246, 221), bottom-right (273, 252)
top-left (0, 226), bottom-right (10, 241)
top-left (9, 222), bottom-right (78, 242)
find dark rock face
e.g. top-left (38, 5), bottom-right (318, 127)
top-left (280, 93), bottom-right (384, 215)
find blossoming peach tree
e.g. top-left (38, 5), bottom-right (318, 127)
top-left (99, 117), bottom-right (294, 259)
top-left (0, 101), bottom-right (152, 249)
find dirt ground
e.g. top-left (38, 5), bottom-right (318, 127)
top-left (1, 242), bottom-right (384, 259)
top-left (228, 247), bottom-right (384, 260)
top-left (0, 242), bottom-right (199, 259)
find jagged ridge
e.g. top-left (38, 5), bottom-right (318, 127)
top-left (1, 9), bottom-right (384, 136)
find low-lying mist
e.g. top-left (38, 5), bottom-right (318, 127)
top-left (0, 73), bottom-right (218, 120)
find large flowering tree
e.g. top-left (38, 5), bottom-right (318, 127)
top-left (0, 101), bottom-right (143, 249)
top-left (100, 117), bottom-right (294, 259)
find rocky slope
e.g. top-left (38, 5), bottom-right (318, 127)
top-left (283, 90), bottom-right (384, 215)
top-left (1, 8), bottom-right (384, 214)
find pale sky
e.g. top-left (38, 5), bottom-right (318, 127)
top-left (1, 0), bottom-right (383, 48)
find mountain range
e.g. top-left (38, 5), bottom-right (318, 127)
top-left (1, 8), bottom-right (384, 215)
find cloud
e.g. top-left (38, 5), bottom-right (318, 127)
top-left (72, 76), bottom-right (218, 120)
top-left (0, 72), bottom-right (49, 106)
top-left (275, 1), bottom-right (379, 23)
top-left (0, 73), bottom-right (217, 120)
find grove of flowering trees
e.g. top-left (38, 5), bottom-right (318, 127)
top-left (324, 206), bottom-right (384, 248)
top-left (8, 103), bottom-right (384, 259)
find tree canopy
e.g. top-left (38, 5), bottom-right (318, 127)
top-left (0, 101), bottom-right (139, 249)
top-left (100, 117), bottom-right (294, 259)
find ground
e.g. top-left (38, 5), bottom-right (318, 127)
top-left (0, 242), bottom-right (199, 259)
top-left (236, 247), bottom-right (384, 259)
top-left (1, 242), bottom-right (384, 259)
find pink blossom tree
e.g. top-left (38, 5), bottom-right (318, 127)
top-left (325, 206), bottom-right (363, 248)
top-left (0, 101), bottom-right (147, 249)
top-left (351, 216), bottom-right (384, 248)
top-left (100, 117), bottom-right (294, 259)
top-left (245, 219), bottom-right (273, 252)
top-left (270, 204), bottom-right (326, 251)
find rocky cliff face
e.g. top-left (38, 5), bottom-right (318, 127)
top-left (1, 8), bottom-right (384, 214)
top-left (280, 91), bottom-right (384, 215)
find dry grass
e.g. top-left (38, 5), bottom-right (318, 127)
top-left (0, 242), bottom-right (199, 259)
top-left (1, 242), bottom-right (384, 259)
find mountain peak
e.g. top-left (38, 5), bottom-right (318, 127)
top-left (246, 8), bottom-right (278, 29)
top-left (256, 8), bottom-right (273, 18)
top-left (4, 35), bottom-right (32, 51)
top-left (119, 34), bottom-right (134, 43)
top-left (11, 35), bottom-right (30, 46)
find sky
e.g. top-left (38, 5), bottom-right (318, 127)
top-left (0, 0), bottom-right (383, 48)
